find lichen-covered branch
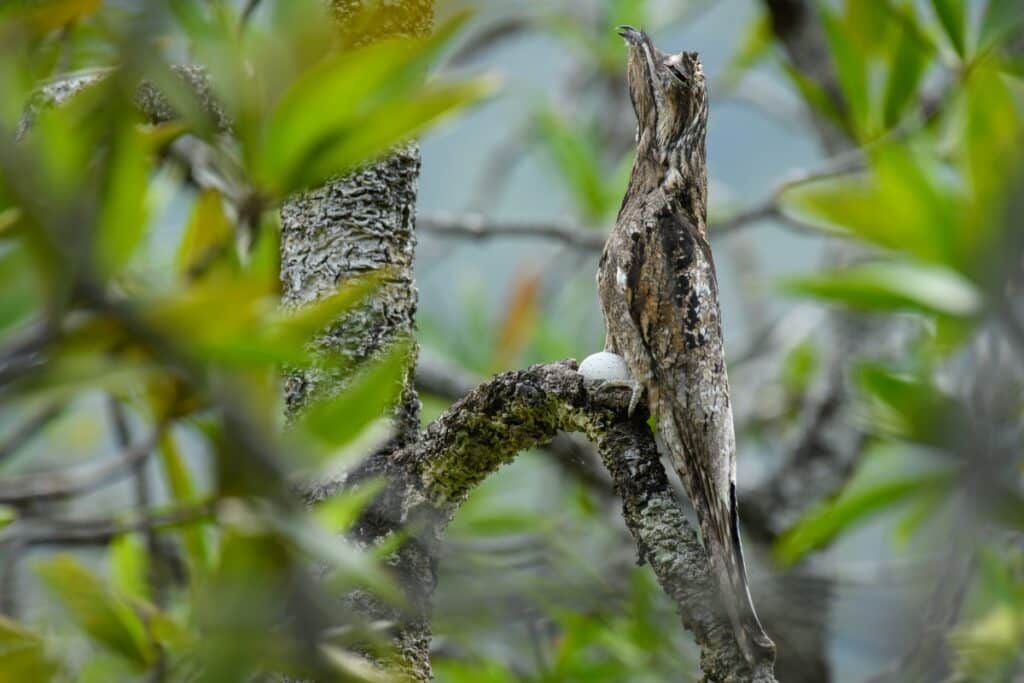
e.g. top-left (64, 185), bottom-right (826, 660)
top-left (370, 361), bottom-right (775, 683)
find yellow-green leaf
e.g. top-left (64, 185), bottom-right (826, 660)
top-left (97, 120), bottom-right (150, 276)
top-left (297, 340), bottom-right (412, 450)
top-left (109, 533), bottom-right (150, 603)
top-left (821, 6), bottom-right (871, 136)
top-left (35, 555), bottom-right (155, 667)
top-left (774, 471), bottom-right (952, 566)
top-left (782, 262), bottom-right (983, 318)
top-left (159, 432), bottom-right (211, 573)
top-left (21, 0), bottom-right (101, 34)
top-left (930, 0), bottom-right (968, 58)
top-left (883, 10), bottom-right (931, 128)
top-left (176, 189), bottom-right (236, 279)
top-left (0, 616), bottom-right (60, 683)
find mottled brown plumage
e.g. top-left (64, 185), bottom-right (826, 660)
top-left (597, 27), bottom-right (775, 667)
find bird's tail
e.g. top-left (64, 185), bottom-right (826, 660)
top-left (659, 406), bottom-right (776, 668)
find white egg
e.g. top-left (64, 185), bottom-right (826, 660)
top-left (578, 351), bottom-right (632, 382)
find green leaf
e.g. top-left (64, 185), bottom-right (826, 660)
top-left (856, 364), bottom-right (966, 446)
top-left (960, 63), bottom-right (1022, 235)
top-left (979, 0), bottom-right (1024, 51)
top-left (785, 144), bottom-right (964, 269)
top-left (0, 505), bottom-right (15, 529)
top-left (109, 534), bottom-right (150, 603)
top-left (845, 0), bottom-right (892, 55)
top-left (268, 273), bottom-right (380, 348)
top-left (0, 616), bottom-right (60, 683)
top-left (723, 13), bottom-right (773, 85)
top-left (780, 340), bottom-right (818, 395)
top-left (257, 13), bottom-right (489, 195)
top-left (17, 0), bottom-right (101, 34)
top-left (782, 262), bottom-right (982, 318)
top-left (930, 0), bottom-right (968, 58)
top-left (35, 555), bottom-right (155, 667)
top-left (535, 109), bottom-right (611, 221)
top-left (146, 276), bottom-right (310, 367)
top-left (893, 486), bottom-right (946, 543)
top-left (882, 11), bottom-right (932, 128)
top-left (821, 6), bottom-right (871, 136)
top-left (96, 122), bottom-right (150, 276)
top-left (950, 606), bottom-right (1024, 678)
top-left (781, 62), bottom-right (847, 135)
top-left (774, 471), bottom-right (952, 566)
top-left (297, 340), bottom-right (412, 450)
top-left (159, 432), bottom-right (211, 573)
top-left (176, 189), bottom-right (236, 280)
top-left (0, 245), bottom-right (40, 336)
top-left (313, 479), bottom-right (385, 532)
top-left (291, 78), bottom-right (494, 194)
top-left (0, 207), bottom-right (21, 235)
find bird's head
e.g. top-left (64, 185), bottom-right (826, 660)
top-left (618, 26), bottom-right (707, 159)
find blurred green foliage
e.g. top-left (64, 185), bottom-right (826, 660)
top-left (1, 0), bottom-right (1023, 681)
top-left (419, 0), bottom-right (1024, 680)
top-left (0, 0), bottom-right (487, 680)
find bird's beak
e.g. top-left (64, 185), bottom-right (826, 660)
top-left (617, 25), bottom-right (645, 47)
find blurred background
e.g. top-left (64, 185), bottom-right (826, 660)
top-left (1, 0), bottom-right (1023, 681)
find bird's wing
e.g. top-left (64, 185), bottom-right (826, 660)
top-left (611, 207), bottom-right (775, 663)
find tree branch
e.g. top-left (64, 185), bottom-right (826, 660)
top-left (417, 211), bottom-right (606, 250)
top-left (418, 150), bottom-right (865, 251)
top-left (0, 422), bottom-right (164, 506)
top-left (0, 503), bottom-right (212, 547)
top-left (385, 360), bottom-right (775, 682)
top-left (0, 401), bottom-right (64, 466)
top-left (415, 352), bottom-right (615, 497)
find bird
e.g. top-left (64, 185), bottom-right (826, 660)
top-left (595, 26), bottom-right (776, 668)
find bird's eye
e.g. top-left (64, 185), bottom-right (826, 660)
top-left (667, 64), bottom-right (687, 83)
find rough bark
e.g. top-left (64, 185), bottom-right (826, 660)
top-left (21, 7), bottom-right (785, 678)
top-left (360, 361), bottom-right (774, 682)
top-left (280, 0), bottom-right (433, 443)
top-left (280, 146), bottom-right (429, 680)
top-left (278, 4), bottom-right (432, 677)
top-left (280, 145), bottom-right (421, 444)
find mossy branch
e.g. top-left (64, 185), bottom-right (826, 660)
top-left (367, 360), bottom-right (775, 683)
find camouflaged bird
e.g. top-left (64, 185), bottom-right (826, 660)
top-left (596, 26), bottom-right (775, 667)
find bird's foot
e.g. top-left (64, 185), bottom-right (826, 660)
top-left (597, 379), bottom-right (644, 418)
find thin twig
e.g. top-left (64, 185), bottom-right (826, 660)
top-left (0, 401), bottom-right (65, 466)
top-left (418, 211), bottom-right (607, 251)
top-left (421, 150), bottom-right (865, 250)
top-left (444, 17), bottom-right (535, 68)
top-left (239, 0), bottom-right (263, 29)
top-left (0, 422), bottom-right (165, 505)
top-left (107, 397), bottom-right (174, 602)
top-left (0, 503), bottom-right (213, 547)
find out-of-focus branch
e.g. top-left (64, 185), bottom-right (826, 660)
top-left (0, 401), bottom-right (64, 466)
top-left (420, 150), bottom-right (865, 250)
top-left (0, 423), bottom-right (164, 506)
top-left (0, 503), bottom-right (212, 547)
top-left (762, 0), bottom-right (848, 154)
top-left (444, 17), bottom-right (535, 67)
top-left (387, 361), bottom-right (774, 682)
top-left (417, 212), bottom-right (606, 250)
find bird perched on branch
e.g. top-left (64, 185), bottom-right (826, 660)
top-left (594, 26), bottom-right (775, 668)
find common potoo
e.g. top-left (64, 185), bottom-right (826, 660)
top-left (597, 27), bottom-right (775, 667)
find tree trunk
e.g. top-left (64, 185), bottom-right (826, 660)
top-left (277, 4), bottom-right (433, 678)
